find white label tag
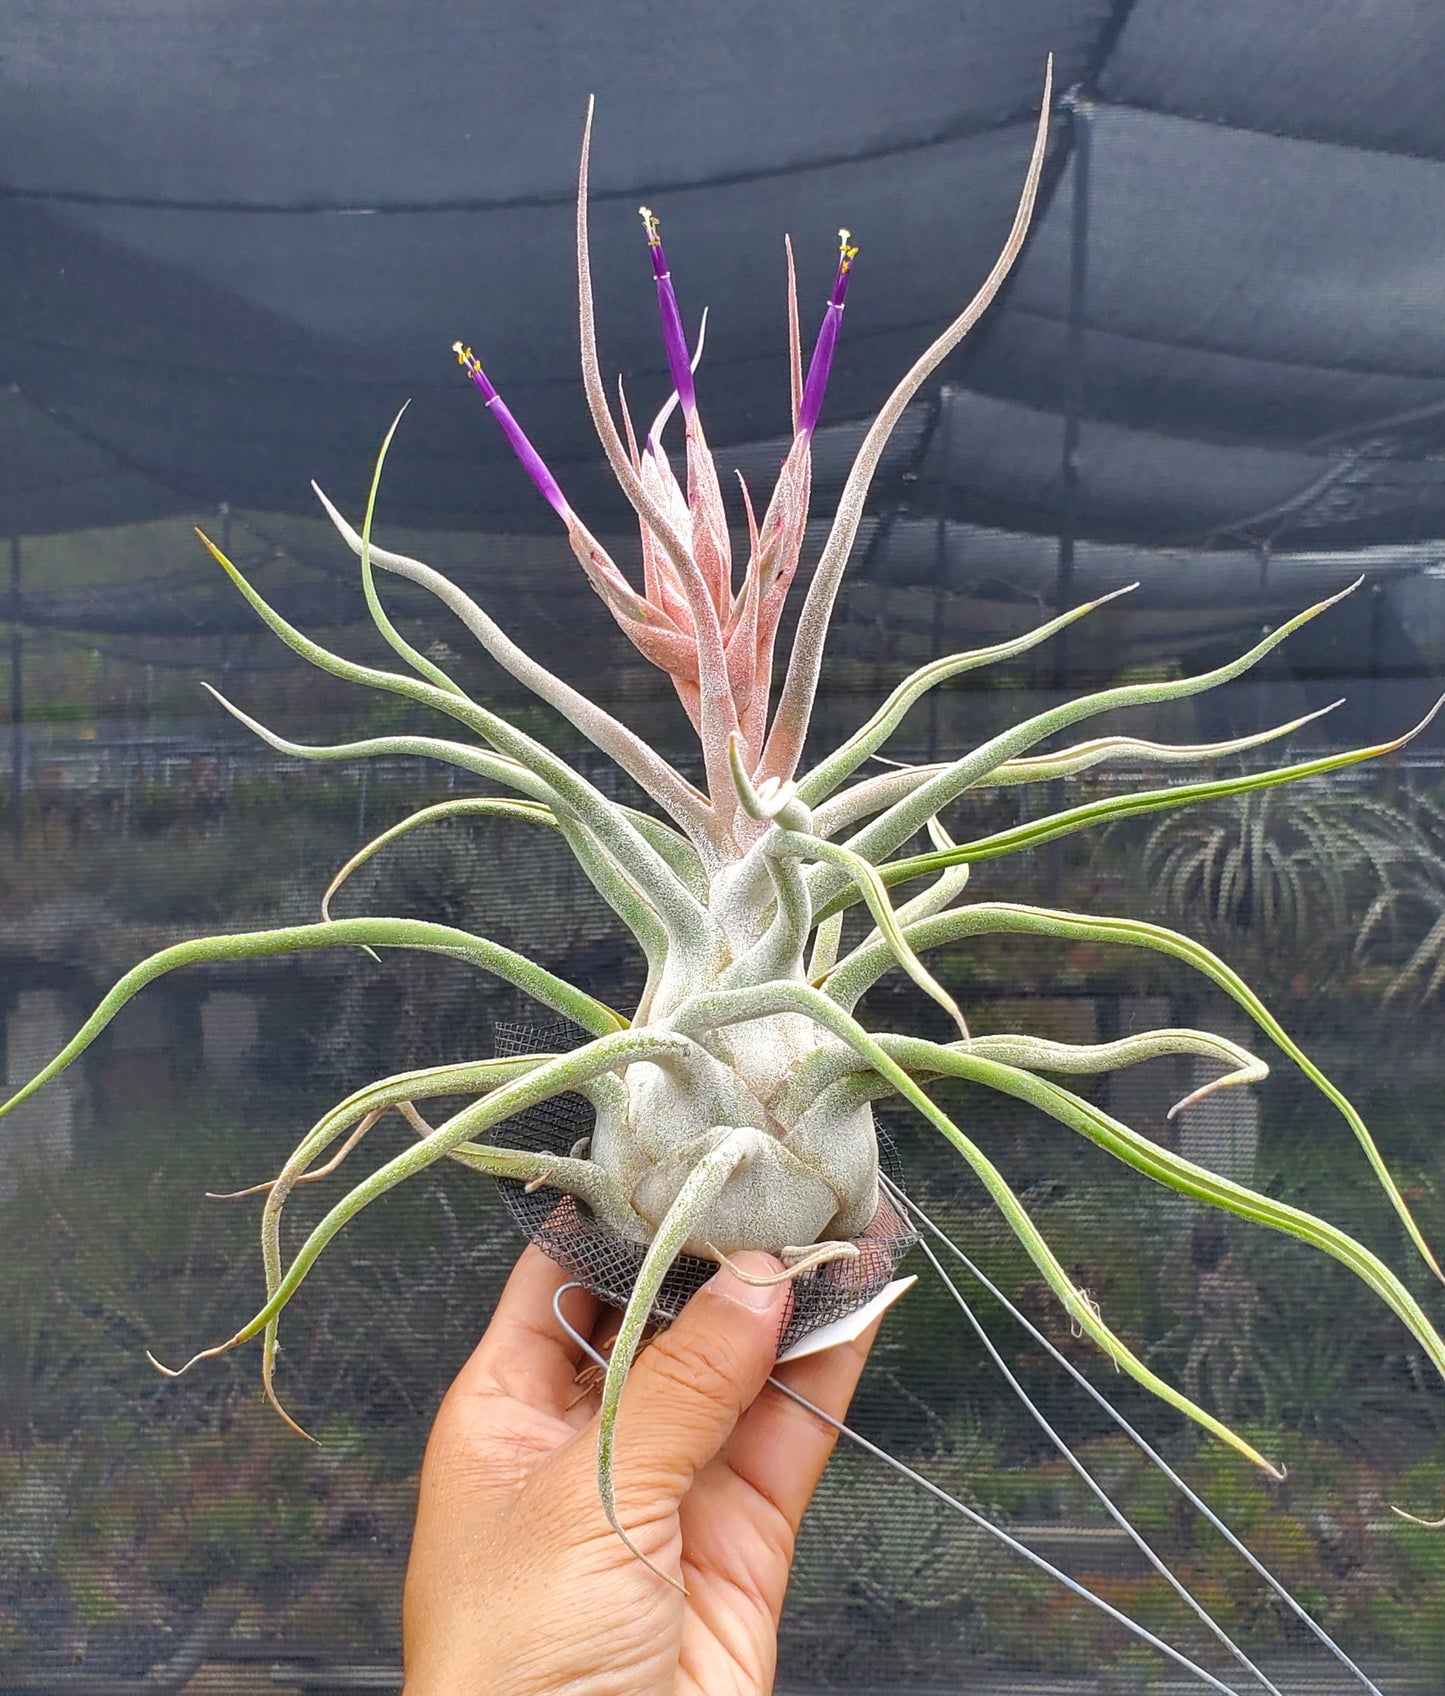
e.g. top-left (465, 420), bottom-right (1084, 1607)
top-left (775, 1275), bottom-right (917, 1363)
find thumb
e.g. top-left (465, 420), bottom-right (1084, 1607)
top-left (608, 1253), bottom-right (789, 1506)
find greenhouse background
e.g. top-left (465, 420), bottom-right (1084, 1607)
top-left (2, 0), bottom-right (1444, 1689)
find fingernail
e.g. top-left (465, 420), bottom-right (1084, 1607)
top-left (709, 1253), bottom-right (784, 1312)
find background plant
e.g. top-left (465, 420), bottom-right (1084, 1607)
top-left (1100, 774), bottom-right (1445, 999)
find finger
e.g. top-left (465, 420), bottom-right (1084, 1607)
top-left (609, 1252), bottom-right (790, 1510)
top-left (446, 1244), bottom-right (600, 1418)
top-left (723, 1312), bottom-right (882, 1534)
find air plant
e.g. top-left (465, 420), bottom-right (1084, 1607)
top-left (5, 64), bottom-right (1445, 1679)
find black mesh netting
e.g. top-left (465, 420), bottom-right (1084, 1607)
top-left (488, 1021), bottom-right (916, 1353)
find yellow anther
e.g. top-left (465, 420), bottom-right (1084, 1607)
top-left (838, 228), bottom-right (859, 271)
top-left (452, 341), bottom-right (480, 375)
top-left (639, 205), bottom-right (661, 245)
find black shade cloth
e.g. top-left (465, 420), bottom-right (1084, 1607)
top-left (4, 0), bottom-right (1445, 569)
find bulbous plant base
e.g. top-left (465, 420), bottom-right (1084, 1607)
top-left (490, 1022), bottom-right (916, 1352)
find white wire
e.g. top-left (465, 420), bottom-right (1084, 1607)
top-left (883, 1172), bottom-right (1385, 1696)
top-left (908, 1226), bottom-right (1282, 1693)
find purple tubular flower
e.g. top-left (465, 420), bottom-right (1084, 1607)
top-left (639, 207), bottom-right (697, 417)
top-left (796, 229), bottom-right (859, 441)
top-left (453, 342), bottom-right (571, 521)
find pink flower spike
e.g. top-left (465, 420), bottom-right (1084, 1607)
top-left (639, 207), bottom-right (697, 417)
top-left (452, 342), bottom-right (571, 522)
top-left (796, 229), bottom-right (859, 440)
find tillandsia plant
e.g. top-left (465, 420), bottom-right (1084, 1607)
top-left (5, 63), bottom-right (1445, 1653)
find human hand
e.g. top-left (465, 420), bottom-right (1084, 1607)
top-left (402, 1243), bottom-right (880, 1696)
